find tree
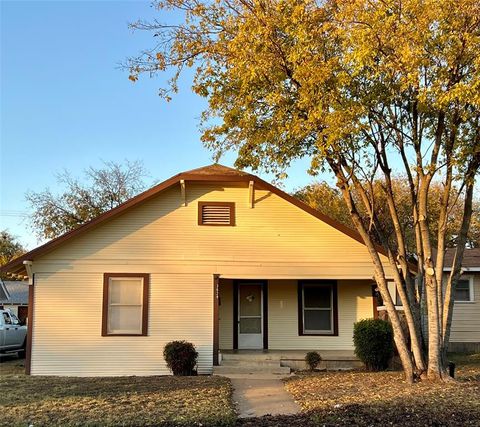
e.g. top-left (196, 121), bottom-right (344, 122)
top-left (0, 231), bottom-right (26, 280)
top-left (26, 160), bottom-right (148, 240)
top-left (294, 178), bottom-right (480, 252)
top-left (128, 0), bottom-right (480, 382)
top-left (293, 181), bottom-right (353, 228)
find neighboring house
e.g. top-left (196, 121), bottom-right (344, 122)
top-left (0, 280), bottom-right (29, 324)
top-left (443, 247), bottom-right (480, 352)
top-left (1, 164), bottom-right (406, 376)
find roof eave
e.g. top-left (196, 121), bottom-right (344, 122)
top-left (1, 166), bottom-right (406, 275)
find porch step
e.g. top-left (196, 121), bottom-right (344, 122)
top-left (221, 353), bottom-right (281, 362)
top-left (221, 359), bottom-right (281, 368)
top-left (213, 365), bottom-right (291, 375)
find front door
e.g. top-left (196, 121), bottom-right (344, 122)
top-left (238, 283), bottom-right (263, 349)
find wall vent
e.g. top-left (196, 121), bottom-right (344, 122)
top-left (198, 202), bottom-right (235, 226)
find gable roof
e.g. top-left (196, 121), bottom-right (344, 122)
top-left (443, 247), bottom-right (480, 270)
top-left (0, 280), bottom-right (10, 301)
top-left (0, 281), bottom-right (28, 305)
top-left (1, 164), bottom-right (390, 276)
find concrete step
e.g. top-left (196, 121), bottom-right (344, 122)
top-left (213, 365), bottom-right (291, 375)
top-left (221, 359), bottom-right (281, 368)
top-left (221, 353), bottom-right (280, 362)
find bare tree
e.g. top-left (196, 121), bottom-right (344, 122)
top-left (26, 160), bottom-right (148, 240)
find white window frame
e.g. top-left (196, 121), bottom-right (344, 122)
top-left (376, 281), bottom-right (405, 311)
top-left (454, 275), bottom-right (475, 303)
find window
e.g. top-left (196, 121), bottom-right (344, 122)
top-left (2, 312), bottom-right (11, 325)
top-left (298, 281), bottom-right (338, 335)
top-left (198, 202), bottom-right (235, 226)
top-left (10, 313), bottom-right (20, 325)
top-left (455, 277), bottom-right (474, 303)
top-left (102, 273), bottom-right (149, 336)
top-left (374, 281), bottom-right (403, 308)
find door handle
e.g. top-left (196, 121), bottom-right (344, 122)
top-left (5, 327), bottom-right (10, 330)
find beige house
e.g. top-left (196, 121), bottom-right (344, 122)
top-left (443, 248), bottom-right (480, 352)
top-left (5, 164), bottom-right (469, 377)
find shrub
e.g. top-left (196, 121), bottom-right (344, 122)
top-left (353, 318), bottom-right (394, 371)
top-left (305, 351), bottom-right (322, 370)
top-left (163, 341), bottom-right (198, 376)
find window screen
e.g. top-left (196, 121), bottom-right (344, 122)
top-left (455, 279), bottom-right (472, 302)
top-left (300, 283), bottom-right (336, 334)
top-left (103, 274), bottom-right (148, 336)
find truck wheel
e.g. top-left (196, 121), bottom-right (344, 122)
top-left (18, 339), bottom-right (26, 359)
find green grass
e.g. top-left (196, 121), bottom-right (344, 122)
top-left (0, 358), bottom-right (236, 427)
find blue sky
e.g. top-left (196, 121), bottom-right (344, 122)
top-left (0, 0), bottom-right (317, 250)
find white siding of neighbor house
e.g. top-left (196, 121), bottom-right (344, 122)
top-left (31, 182), bottom-right (392, 376)
top-left (450, 274), bottom-right (480, 343)
top-left (219, 280), bottom-right (374, 351)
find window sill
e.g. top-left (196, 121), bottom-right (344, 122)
top-left (300, 332), bottom-right (337, 336)
top-left (102, 333), bottom-right (147, 337)
top-left (454, 301), bottom-right (475, 304)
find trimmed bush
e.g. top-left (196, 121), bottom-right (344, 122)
top-left (163, 341), bottom-right (198, 376)
top-left (353, 318), bottom-right (394, 371)
top-left (305, 351), bottom-right (322, 371)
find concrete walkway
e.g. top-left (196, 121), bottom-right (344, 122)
top-left (226, 374), bottom-right (300, 418)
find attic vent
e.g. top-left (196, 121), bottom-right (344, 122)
top-left (198, 202), bottom-right (235, 226)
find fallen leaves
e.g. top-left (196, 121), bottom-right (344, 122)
top-left (282, 354), bottom-right (480, 426)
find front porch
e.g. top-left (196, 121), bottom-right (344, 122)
top-left (213, 278), bottom-right (375, 372)
top-left (214, 350), bottom-right (362, 375)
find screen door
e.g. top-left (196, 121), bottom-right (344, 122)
top-left (238, 283), bottom-right (263, 349)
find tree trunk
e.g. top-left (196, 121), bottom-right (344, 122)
top-left (418, 176), bottom-right (443, 380)
top-left (331, 164), bottom-right (415, 383)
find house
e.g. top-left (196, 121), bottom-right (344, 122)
top-left (0, 280), bottom-right (29, 324)
top-left (443, 247), bottom-right (480, 353)
top-left (1, 164), bottom-right (404, 376)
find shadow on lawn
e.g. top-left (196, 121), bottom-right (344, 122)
top-left (235, 398), bottom-right (480, 427)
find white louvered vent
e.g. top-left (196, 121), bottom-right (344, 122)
top-left (199, 203), bottom-right (234, 226)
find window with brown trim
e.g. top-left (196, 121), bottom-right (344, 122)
top-left (298, 281), bottom-right (338, 336)
top-left (102, 273), bottom-right (149, 336)
top-left (198, 202), bottom-right (235, 226)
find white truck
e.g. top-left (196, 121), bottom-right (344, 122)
top-left (0, 309), bottom-right (27, 357)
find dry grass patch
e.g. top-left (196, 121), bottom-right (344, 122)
top-left (284, 353), bottom-right (480, 426)
top-left (0, 374), bottom-right (236, 427)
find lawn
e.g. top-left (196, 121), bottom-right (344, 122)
top-left (1, 354), bottom-right (479, 426)
top-left (0, 358), bottom-right (236, 427)
top-left (277, 352), bottom-right (480, 427)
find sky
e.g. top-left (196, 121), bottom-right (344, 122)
top-left (0, 0), bottom-right (317, 250)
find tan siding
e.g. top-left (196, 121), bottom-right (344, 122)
top-left (219, 280), bottom-right (233, 350)
top-left (218, 280), bottom-right (373, 351)
top-left (38, 183), bottom-right (392, 278)
top-left (268, 280), bottom-right (373, 350)
top-left (450, 274), bottom-right (480, 343)
top-left (31, 182), bottom-right (391, 376)
top-left (32, 272), bottom-right (213, 376)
